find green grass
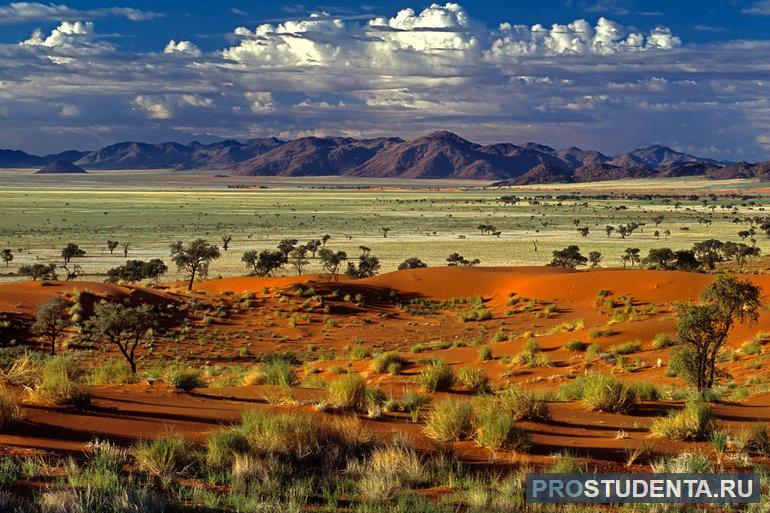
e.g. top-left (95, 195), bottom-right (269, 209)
top-left (419, 360), bottom-right (455, 392)
top-left (425, 398), bottom-right (473, 442)
top-left (327, 373), bottom-right (367, 410)
top-left (650, 401), bottom-right (714, 441)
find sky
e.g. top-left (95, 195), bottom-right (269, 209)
top-left (1, 1), bottom-right (770, 160)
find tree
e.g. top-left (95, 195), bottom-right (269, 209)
top-left (106, 240), bottom-right (119, 255)
top-left (277, 239), bottom-right (298, 257)
top-left (318, 248), bottom-right (347, 281)
top-left (121, 243), bottom-right (131, 258)
top-left (61, 243), bottom-right (85, 263)
top-left (577, 227), bottom-right (590, 238)
top-left (106, 259), bottom-right (168, 283)
top-left (287, 246), bottom-right (309, 275)
top-left (32, 298), bottom-right (71, 355)
top-left (321, 234), bottom-right (331, 247)
top-left (693, 239), bottom-right (725, 270)
top-left (306, 240), bottom-right (321, 258)
top-left (477, 224), bottom-right (497, 235)
top-left (673, 249), bottom-right (699, 271)
top-left (0, 249), bottom-right (12, 267)
top-left (221, 235), bottom-right (232, 251)
top-left (446, 253), bottom-right (480, 266)
top-left (398, 257), bottom-right (427, 270)
top-left (605, 226), bottom-right (615, 238)
top-left (548, 246), bottom-right (587, 269)
top-left (623, 247), bottom-right (641, 267)
top-left (642, 248), bottom-right (677, 270)
top-left (242, 250), bottom-right (285, 277)
top-left (346, 249), bottom-right (381, 279)
top-left (170, 239), bottom-right (221, 291)
top-left (588, 251), bottom-right (602, 268)
top-left (86, 302), bottom-right (157, 374)
top-left (19, 263), bottom-right (58, 281)
top-left (380, 227), bottom-right (392, 238)
top-left (652, 215), bottom-right (664, 227)
top-left (675, 276), bottom-right (762, 391)
top-left (61, 262), bottom-right (84, 281)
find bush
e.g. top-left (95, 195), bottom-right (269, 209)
top-left (580, 373), bottom-right (635, 413)
top-left (419, 360), bottom-right (454, 392)
top-left (86, 360), bottom-right (137, 385)
top-left (133, 435), bottom-right (197, 479)
top-left (609, 340), bottom-right (642, 355)
top-left (652, 332), bottom-right (676, 349)
top-left (473, 403), bottom-right (531, 452)
top-left (206, 427), bottom-right (250, 468)
top-left (28, 357), bottom-right (90, 407)
top-left (564, 340), bottom-right (587, 352)
top-left (456, 367), bottom-right (490, 394)
top-left (165, 369), bottom-right (204, 392)
top-left (260, 358), bottom-right (296, 386)
top-left (498, 387), bottom-right (550, 421)
top-left (369, 351), bottom-right (406, 374)
top-left (328, 373), bottom-right (366, 410)
top-left (458, 307), bottom-right (492, 322)
top-left (650, 402), bottom-right (714, 441)
top-left (425, 398), bottom-right (473, 442)
top-left (0, 387), bottom-right (23, 430)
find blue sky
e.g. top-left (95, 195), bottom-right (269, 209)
top-left (1, 1), bottom-right (770, 160)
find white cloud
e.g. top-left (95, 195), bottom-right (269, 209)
top-left (744, 1), bottom-right (770, 15)
top-left (178, 94), bottom-right (212, 108)
top-left (245, 92), bottom-right (275, 114)
top-left (0, 2), bottom-right (162, 24)
top-left (132, 95), bottom-right (171, 119)
top-left (164, 40), bottom-right (201, 57)
top-left (21, 20), bottom-right (95, 48)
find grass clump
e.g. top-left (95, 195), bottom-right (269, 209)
top-left (260, 358), bottom-right (296, 386)
top-left (498, 387), bottom-right (550, 421)
top-left (327, 373), bottom-right (366, 410)
top-left (205, 427), bottom-right (250, 468)
top-left (0, 350), bottom-right (41, 387)
top-left (356, 445), bottom-right (424, 501)
top-left (0, 386), bottom-right (23, 430)
top-left (458, 306), bottom-right (492, 322)
top-left (165, 369), bottom-right (204, 392)
top-left (737, 423), bottom-right (770, 455)
top-left (369, 351), bottom-right (406, 374)
top-left (629, 381), bottom-right (661, 401)
top-left (650, 401), bottom-right (714, 441)
top-left (652, 332), bottom-right (676, 349)
top-left (589, 328), bottom-right (617, 339)
top-left (456, 367), bottom-right (490, 394)
top-left (28, 356), bottom-right (90, 407)
top-left (424, 397), bottom-right (473, 442)
top-left (133, 435), bottom-right (197, 480)
top-left (473, 401), bottom-right (531, 452)
top-left (86, 360), bottom-right (137, 385)
top-left (478, 345), bottom-right (492, 361)
top-left (419, 360), bottom-right (454, 392)
top-left (609, 340), bottom-right (642, 355)
top-left (580, 373), bottom-right (636, 413)
top-left (564, 340), bottom-right (587, 352)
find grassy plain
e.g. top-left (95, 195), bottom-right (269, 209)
top-left (1, 168), bottom-right (769, 281)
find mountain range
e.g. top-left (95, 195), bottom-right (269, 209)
top-left (3, 131), bottom-right (769, 183)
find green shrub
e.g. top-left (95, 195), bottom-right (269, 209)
top-left (328, 373), bottom-right (366, 410)
top-left (456, 367), bottom-right (490, 394)
top-left (261, 359), bottom-right (296, 386)
top-left (609, 340), bottom-right (642, 355)
top-left (548, 450), bottom-right (584, 473)
top-left (165, 369), bottom-right (204, 392)
top-left (29, 357), bottom-right (90, 407)
top-left (580, 373), bottom-right (636, 413)
top-left (369, 352), bottom-right (406, 374)
top-left (458, 307), bottom-right (492, 322)
top-left (564, 340), bottom-right (587, 352)
top-left (425, 398), bottom-right (473, 442)
top-left (419, 360), bottom-right (454, 392)
top-left (478, 345), bottom-right (492, 361)
top-left (86, 360), bottom-right (137, 385)
top-left (629, 382), bottom-right (661, 401)
top-left (652, 333), bottom-right (676, 349)
top-left (498, 387), bottom-right (550, 421)
top-left (650, 402), bottom-right (714, 441)
top-left (206, 428), bottom-right (250, 468)
top-left (473, 404), bottom-right (531, 452)
top-left (400, 390), bottom-right (430, 414)
top-left (589, 328), bottom-right (617, 339)
top-left (741, 338), bottom-right (764, 356)
top-left (0, 459), bottom-right (19, 490)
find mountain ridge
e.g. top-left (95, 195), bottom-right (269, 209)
top-left (1, 132), bottom-right (765, 183)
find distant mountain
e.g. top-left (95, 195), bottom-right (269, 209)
top-left (2, 132), bottom-right (766, 183)
top-left (36, 160), bottom-right (87, 174)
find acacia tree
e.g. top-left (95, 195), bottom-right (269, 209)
top-left (32, 297), bottom-right (71, 355)
top-left (106, 240), bottom-right (119, 255)
top-left (221, 235), bottom-right (232, 251)
top-left (61, 243), bottom-right (86, 263)
top-left (121, 242), bottom-right (131, 258)
top-left (380, 227), bottom-right (392, 238)
top-left (170, 239), bottom-right (221, 291)
top-left (1, 249), bottom-right (13, 267)
top-left (288, 246), bottom-right (309, 275)
top-left (398, 257), bottom-right (427, 270)
top-left (588, 251), bottom-right (602, 267)
top-left (19, 263), bottom-right (58, 281)
top-left (86, 302), bottom-right (157, 374)
top-left (548, 245), bottom-right (587, 269)
top-left (242, 249), bottom-right (285, 277)
top-left (674, 276), bottom-right (761, 392)
top-left (318, 248), bottom-right (347, 281)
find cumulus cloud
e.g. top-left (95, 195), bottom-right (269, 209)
top-left (0, 2), bottom-right (162, 23)
top-left (1, 2), bottom-right (770, 161)
top-left (744, 1), bottom-right (770, 15)
top-left (164, 40), bottom-right (201, 57)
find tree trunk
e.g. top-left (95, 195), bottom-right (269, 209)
top-left (187, 268), bottom-right (196, 291)
top-left (50, 335), bottom-right (56, 355)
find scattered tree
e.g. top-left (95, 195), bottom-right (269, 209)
top-left (242, 250), bottom-right (285, 277)
top-left (221, 235), bottom-right (233, 251)
top-left (61, 243), bottom-right (85, 263)
top-left (106, 240), bottom-right (119, 255)
top-left (306, 240), bottom-right (321, 258)
top-left (170, 239), bottom-right (221, 291)
top-left (588, 251), bottom-right (602, 268)
top-left (19, 263), bottom-right (58, 281)
top-left (380, 227), bottom-right (392, 238)
top-left (318, 248), bottom-right (347, 281)
top-left (86, 302), bottom-right (157, 374)
top-left (577, 227), bottom-right (590, 238)
top-left (398, 257), bottom-right (427, 270)
top-left (446, 253), bottom-right (480, 266)
top-left (277, 239), bottom-right (298, 257)
top-left (549, 245), bottom-right (587, 269)
top-left (106, 259), bottom-right (168, 283)
top-left (32, 298), bottom-right (71, 355)
top-left (0, 249), bottom-right (12, 267)
top-left (121, 242), bottom-right (131, 258)
top-left (288, 246), bottom-right (310, 275)
top-left (346, 248), bottom-right (381, 278)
